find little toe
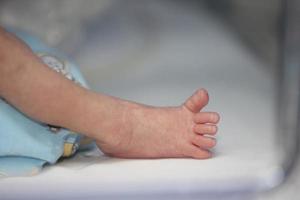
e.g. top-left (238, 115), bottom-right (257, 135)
top-left (184, 144), bottom-right (212, 159)
top-left (193, 124), bottom-right (218, 135)
top-left (194, 112), bottom-right (220, 124)
top-left (183, 88), bottom-right (209, 113)
top-left (191, 135), bottom-right (216, 149)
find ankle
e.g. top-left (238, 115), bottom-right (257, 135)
top-left (88, 96), bottom-right (137, 144)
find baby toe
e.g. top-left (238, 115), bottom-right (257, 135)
top-left (194, 112), bottom-right (220, 124)
top-left (184, 145), bottom-right (212, 159)
top-left (193, 124), bottom-right (218, 135)
top-left (192, 135), bottom-right (216, 149)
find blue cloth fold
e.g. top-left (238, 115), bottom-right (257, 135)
top-left (0, 28), bottom-right (93, 176)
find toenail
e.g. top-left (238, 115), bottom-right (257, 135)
top-left (210, 139), bottom-right (217, 146)
top-left (197, 88), bottom-right (206, 96)
top-left (211, 114), bottom-right (217, 122)
top-left (214, 114), bottom-right (219, 122)
top-left (200, 88), bottom-right (207, 93)
top-left (209, 113), bottom-right (218, 123)
top-left (215, 113), bottom-right (220, 122)
top-left (212, 126), bottom-right (217, 133)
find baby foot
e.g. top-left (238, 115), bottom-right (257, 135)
top-left (96, 89), bottom-right (220, 159)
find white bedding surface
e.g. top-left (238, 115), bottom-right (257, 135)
top-left (0, 2), bottom-right (283, 199)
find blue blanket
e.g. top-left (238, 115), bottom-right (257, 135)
top-left (0, 28), bottom-right (93, 177)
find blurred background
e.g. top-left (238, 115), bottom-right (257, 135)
top-left (0, 0), bottom-right (299, 199)
top-left (0, 0), bottom-right (281, 85)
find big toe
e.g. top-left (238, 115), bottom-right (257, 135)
top-left (183, 88), bottom-right (209, 113)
